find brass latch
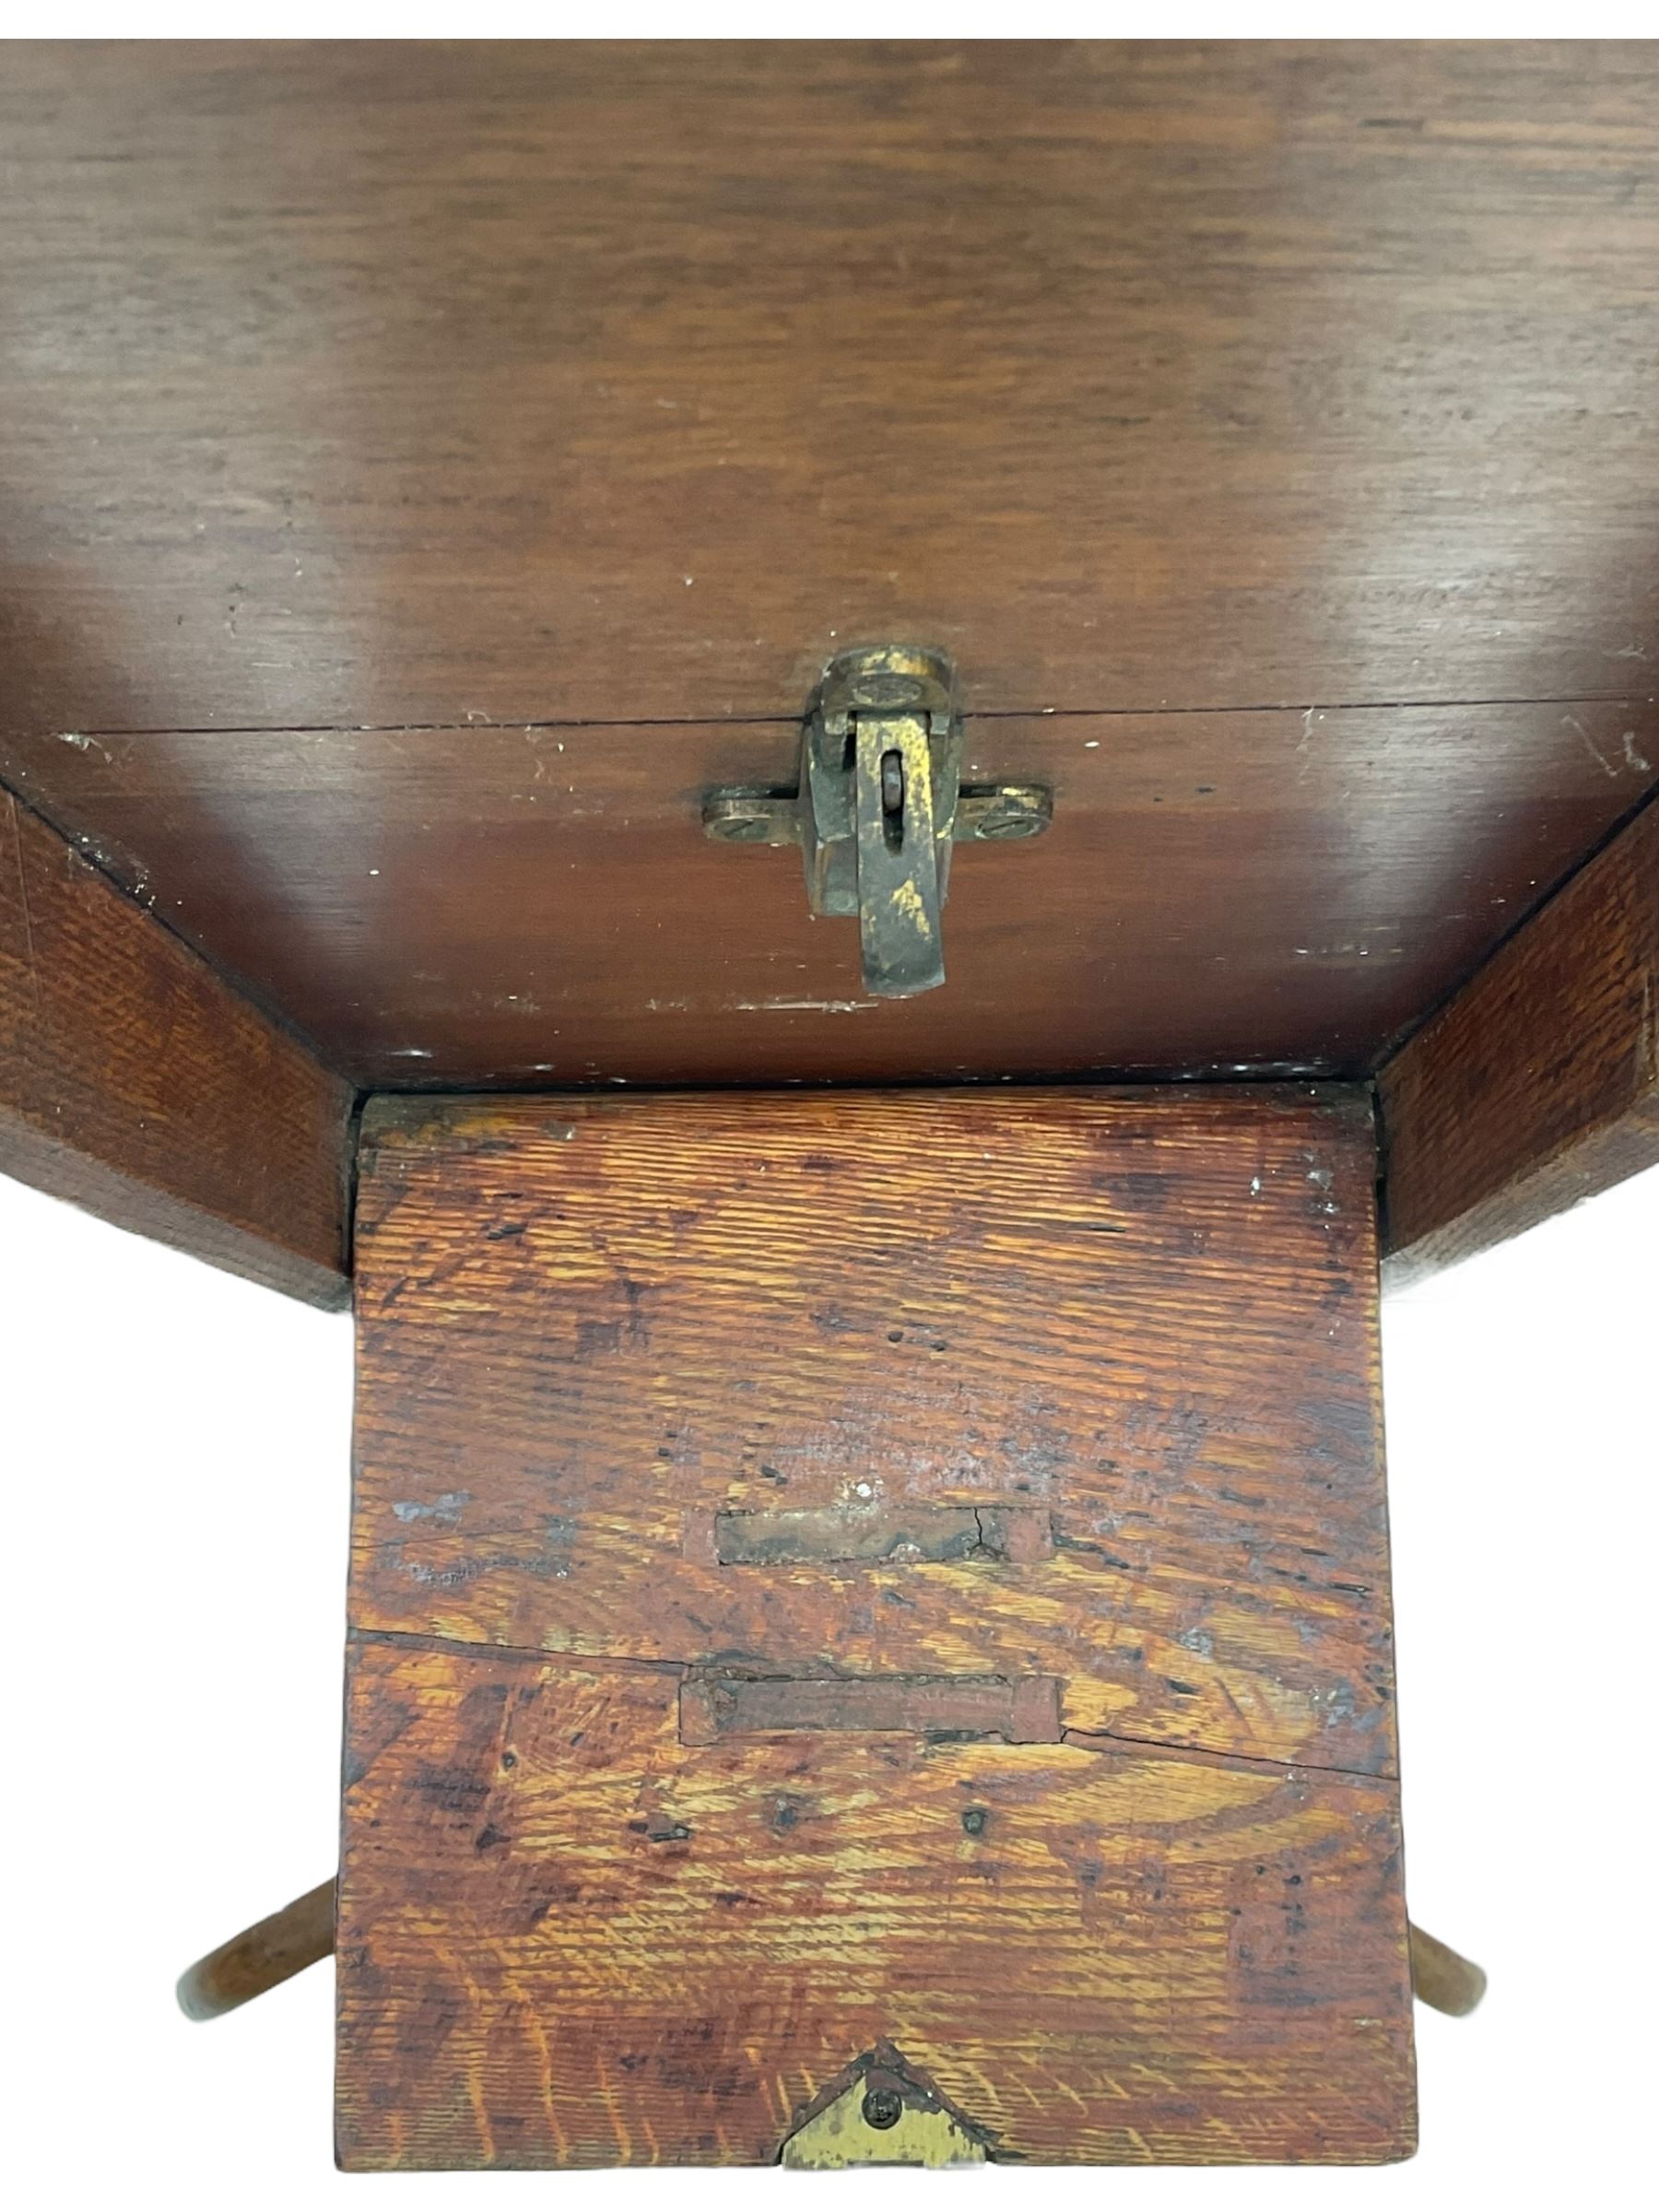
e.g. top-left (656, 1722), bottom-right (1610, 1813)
top-left (702, 645), bottom-right (1052, 998)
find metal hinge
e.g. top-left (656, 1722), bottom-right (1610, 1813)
top-left (702, 644), bottom-right (1052, 998)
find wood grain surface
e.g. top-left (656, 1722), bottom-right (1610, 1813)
top-left (341, 1087), bottom-right (1414, 2166)
top-left (3, 41), bottom-right (1654, 1088)
top-left (4, 701), bottom-right (1650, 1088)
top-left (1382, 794), bottom-right (1659, 1282)
top-left (2, 41), bottom-right (1653, 733)
top-left (0, 787), bottom-right (353, 1302)
top-left (338, 1642), bottom-right (1414, 2169)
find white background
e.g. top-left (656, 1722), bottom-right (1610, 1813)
top-left (3, 1159), bottom-right (1653, 2204)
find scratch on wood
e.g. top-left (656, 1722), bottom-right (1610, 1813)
top-left (1563, 711), bottom-right (1618, 779)
top-left (6, 794), bottom-right (41, 1010)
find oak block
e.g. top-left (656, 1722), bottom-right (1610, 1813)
top-left (340, 1087), bottom-right (1414, 2167)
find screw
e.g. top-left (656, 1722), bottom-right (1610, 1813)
top-left (702, 795), bottom-right (794, 844)
top-left (862, 2086), bottom-right (903, 2131)
top-left (976, 806), bottom-right (1043, 840)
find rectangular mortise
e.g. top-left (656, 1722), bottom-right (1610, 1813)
top-left (679, 1672), bottom-right (1063, 1745)
top-left (712, 1503), bottom-right (1052, 1566)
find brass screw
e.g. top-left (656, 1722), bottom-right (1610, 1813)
top-left (975, 804), bottom-right (1043, 840)
top-left (862, 2086), bottom-right (903, 2132)
top-left (708, 809), bottom-right (773, 842)
top-left (702, 794), bottom-right (794, 843)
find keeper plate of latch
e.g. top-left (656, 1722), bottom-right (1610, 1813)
top-left (702, 644), bottom-right (1053, 998)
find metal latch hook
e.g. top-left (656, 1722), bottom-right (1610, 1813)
top-left (703, 644), bottom-right (1051, 998)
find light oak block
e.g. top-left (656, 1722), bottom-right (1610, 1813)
top-left (340, 1087), bottom-right (1414, 2168)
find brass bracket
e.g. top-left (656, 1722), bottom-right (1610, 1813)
top-left (780, 2046), bottom-right (990, 2169)
top-left (702, 645), bottom-right (1052, 998)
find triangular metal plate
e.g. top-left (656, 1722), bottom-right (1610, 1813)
top-left (781, 2043), bottom-right (989, 2170)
